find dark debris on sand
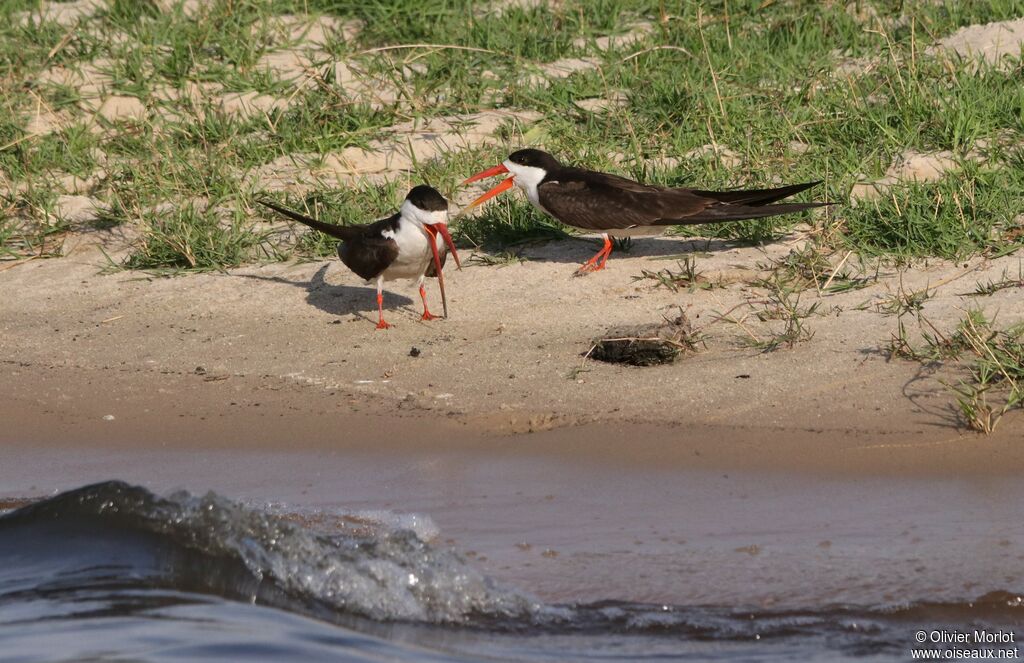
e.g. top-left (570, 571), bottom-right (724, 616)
top-left (588, 312), bottom-right (702, 367)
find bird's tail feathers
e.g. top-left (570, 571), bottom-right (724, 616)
top-left (665, 201), bottom-right (831, 226)
top-left (258, 200), bottom-right (360, 240)
top-left (688, 181), bottom-right (822, 206)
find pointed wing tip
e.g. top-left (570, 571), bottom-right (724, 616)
top-left (256, 199), bottom-right (287, 213)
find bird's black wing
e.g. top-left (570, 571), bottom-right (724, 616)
top-left (260, 200), bottom-right (405, 280)
top-left (337, 238), bottom-right (400, 281)
top-left (539, 174), bottom-right (827, 230)
top-left (687, 181), bottom-right (822, 206)
top-left (336, 213), bottom-right (403, 281)
top-left (538, 176), bottom-right (715, 231)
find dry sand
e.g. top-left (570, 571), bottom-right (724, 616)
top-left (3, 224), bottom-right (1023, 476)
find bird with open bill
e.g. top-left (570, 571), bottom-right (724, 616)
top-left (259, 185), bottom-right (461, 329)
top-left (463, 149), bottom-right (829, 275)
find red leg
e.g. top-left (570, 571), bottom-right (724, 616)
top-left (575, 234), bottom-right (614, 275)
top-left (596, 241), bottom-right (613, 269)
top-left (420, 284), bottom-right (438, 321)
top-left (375, 291), bottom-right (391, 330)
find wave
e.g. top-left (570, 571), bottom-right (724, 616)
top-left (0, 481), bottom-right (1020, 651)
top-left (0, 480), bottom-right (541, 625)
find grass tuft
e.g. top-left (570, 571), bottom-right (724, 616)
top-left (842, 168), bottom-right (1024, 260)
top-left (748, 276), bottom-right (820, 352)
top-left (632, 256), bottom-right (711, 293)
top-left (125, 203), bottom-right (274, 272)
top-left (454, 198), bottom-right (572, 249)
top-left (891, 308), bottom-right (1024, 433)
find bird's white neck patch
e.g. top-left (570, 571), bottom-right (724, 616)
top-left (400, 199), bottom-right (448, 228)
top-left (381, 202), bottom-right (447, 280)
top-left (504, 160), bottom-right (547, 206)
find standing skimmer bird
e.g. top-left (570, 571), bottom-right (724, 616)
top-left (463, 149), bottom-right (828, 274)
top-left (260, 185), bottom-right (461, 329)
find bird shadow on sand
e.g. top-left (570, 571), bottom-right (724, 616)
top-left (233, 264), bottom-right (413, 322)
top-left (511, 236), bottom-right (757, 265)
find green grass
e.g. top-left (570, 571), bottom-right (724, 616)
top-left (965, 262), bottom-right (1024, 296)
top-left (748, 274), bottom-right (820, 352)
top-left (632, 256), bottom-right (712, 293)
top-left (124, 202), bottom-right (275, 271)
top-left (0, 188), bottom-right (64, 259)
top-left (270, 86), bottom-right (396, 155)
top-left (841, 163), bottom-right (1024, 260)
top-left (0, 124), bottom-right (100, 180)
top-left (454, 197), bottom-right (572, 249)
top-left (891, 308), bottom-right (1024, 433)
top-left (1, 0), bottom-right (1023, 269)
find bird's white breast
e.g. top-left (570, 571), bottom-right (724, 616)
top-left (380, 218), bottom-right (442, 281)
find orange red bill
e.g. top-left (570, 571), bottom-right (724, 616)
top-left (423, 223), bottom-right (460, 318)
top-left (463, 163), bottom-right (509, 184)
top-left (461, 163), bottom-right (516, 215)
top-left (462, 176), bottom-right (515, 214)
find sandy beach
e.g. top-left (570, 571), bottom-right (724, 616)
top-left (3, 228), bottom-right (1023, 476)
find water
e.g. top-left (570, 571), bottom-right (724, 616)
top-left (0, 480), bottom-right (1020, 662)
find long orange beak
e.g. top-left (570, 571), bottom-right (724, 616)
top-left (463, 163), bottom-right (509, 184)
top-left (461, 163), bottom-right (515, 215)
top-left (428, 222), bottom-right (461, 270)
top-left (424, 222), bottom-right (460, 318)
top-left (463, 176), bottom-right (515, 214)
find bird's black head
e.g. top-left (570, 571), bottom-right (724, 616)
top-left (507, 149), bottom-right (560, 172)
top-left (405, 185), bottom-right (448, 212)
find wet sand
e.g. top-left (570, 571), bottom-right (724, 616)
top-left (3, 358), bottom-right (1023, 477)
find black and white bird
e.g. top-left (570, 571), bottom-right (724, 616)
top-left (464, 149), bottom-right (828, 274)
top-left (260, 185), bottom-right (461, 329)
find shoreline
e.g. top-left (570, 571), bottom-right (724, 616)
top-left (4, 359), bottom-right (1022, 478)
top-left (3, 235), bottom-right (1023, 479)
